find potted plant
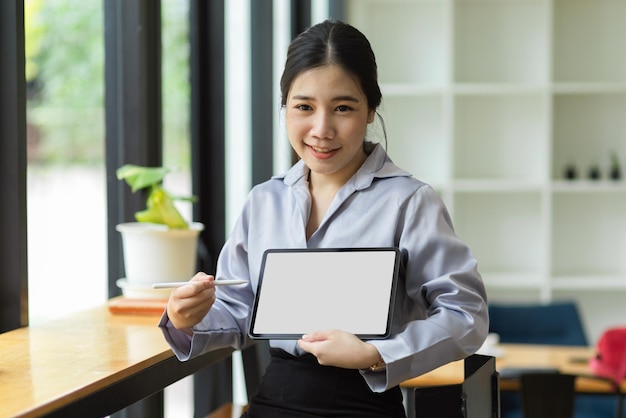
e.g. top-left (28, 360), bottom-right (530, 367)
top-left (115, 164), bottom-right (204, 298)
top-left (609, 151), bottom-right (622, 180)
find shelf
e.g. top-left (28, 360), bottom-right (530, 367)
top-left (481, 272), bottom-right (545, 289)
top-left (381, 84), bottom-right (446, 97)
top-left (346, 0), bottom-right (626, 336)
top-left (551, 275), bottom-right (626, 291)
top-left (453, 192), bottom-right (544, 276)
top-left (553, 0), bottom-right (626, 83)
top-left (552, 83), bottom-right (626, 94)
top-left (552, 192), bottom-right (626, 277)
top-left (552, 92), bottom-right (626, 181)
top-left (551, 180), bottom-right (626, 193)
top-left (454, 0), bottom-right (549, 83)
top-left (382, 95), bottom-right (447, 185)
top-left (350, 0), bottom-right (447, 85)
top-left (453, 93), bottom-right (548, 182)
top-left (452, 180), bottom-right (543, 193)
top-left (454, 84), bottom-right (548, 95)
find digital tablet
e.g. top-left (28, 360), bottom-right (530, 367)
top-left (248, 248), bottom-right (401, 340)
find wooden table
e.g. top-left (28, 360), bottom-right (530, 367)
top-left (4, 310), bottom-right (620, 418)
top-left (0, 302), bottom-right (233, 418)
top-left (402, 344), bottom-right (624, 394)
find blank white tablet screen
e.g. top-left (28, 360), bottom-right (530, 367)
top-left (250, 249), bottom-right (398, 338)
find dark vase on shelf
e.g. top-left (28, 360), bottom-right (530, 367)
top-left (610, 165), bottom-right (621, 180)
top-left (588, 165), bottom-right (601, 180)
top-left (564, 164), bottom-right (578, 180)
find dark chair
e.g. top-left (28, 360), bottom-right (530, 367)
top-left (520, 372), bottom-right (576, 418)
top-left (488, 301), bottom-right (588, 346)
top-left (489, 301), bottom-right (623, 418)
top-left (414, 354), bottom-right (500, 418)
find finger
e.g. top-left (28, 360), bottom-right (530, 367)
top-left (183, 294), bottom-right (215, 319)
top-left (297, 338), bottom-right (315, 354)
top-left (301, 331), bottom-right (320, 342)
top-left (175, 278), bottom-right (216, 298)
top-left (168, 290), bottom-right (215, 328)
top-left (190, 272), bottom-right (213, 283)
top-left (177, 282), bottom-right (215, 300)
top-left (301, 330), bottom-right (333, 342)
top-left (298, 331), bottom-right (329, 353)
top-left (189, 273), bottom-right (216, 289)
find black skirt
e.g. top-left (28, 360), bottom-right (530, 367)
top-left (241, 348), bottom-right (406, 418)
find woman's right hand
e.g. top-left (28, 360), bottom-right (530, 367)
top-left (166, 272), bottom-right (217, 333)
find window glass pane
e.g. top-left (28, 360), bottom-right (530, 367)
top-left (25, 0), bottom-right (107, 324)
top-left (162, 0), bottom-right (192, 223)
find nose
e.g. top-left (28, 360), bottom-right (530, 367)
top-left (310, 110), bottom-right (334, 139)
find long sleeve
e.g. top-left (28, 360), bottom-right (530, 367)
top-left (360, 185), bottom-right (488, 392)
top-left (158, 198), bottom-right (258, 360)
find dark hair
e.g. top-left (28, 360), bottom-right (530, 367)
top-left (280, 20), bottom-right (382, 112)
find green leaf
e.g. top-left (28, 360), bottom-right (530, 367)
top-left (135, 186), bottom-right (188, 229)
top-left (116, 164), bottom-right (170, 192)
top-left (117, 164), bottom-right (194, 228)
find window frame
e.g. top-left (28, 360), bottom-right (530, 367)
top-left (0, 0), bottom-right (28, 333)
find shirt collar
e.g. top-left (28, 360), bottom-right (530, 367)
top-left (274, 142), bottom-right (412, 190)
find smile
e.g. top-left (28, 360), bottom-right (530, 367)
top-left (307, 144), bottom-right (339, 160)
top-left (310, 145), bottom-right (334, 153)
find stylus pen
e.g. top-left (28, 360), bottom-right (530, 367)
top-left (152, 279), bottom-right (247, 289)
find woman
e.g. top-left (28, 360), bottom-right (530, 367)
top-left (160, 20), bottom-right (488, 417)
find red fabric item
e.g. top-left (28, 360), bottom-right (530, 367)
top-left (589, 327), bottom-right (626, 386)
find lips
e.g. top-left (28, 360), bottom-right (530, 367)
top-left (307, 144), bottom-right (338, 160)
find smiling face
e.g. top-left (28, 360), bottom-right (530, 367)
top-left (285, 64), bottom-right (375, 186)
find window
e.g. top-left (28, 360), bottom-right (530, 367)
top-left (162, 0), bottom-right (192, 220)
top-left (25, 0), bottom-right (107, 324)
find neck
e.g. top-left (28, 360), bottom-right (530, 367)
top-left (308, 149), bottom-right (367, 192)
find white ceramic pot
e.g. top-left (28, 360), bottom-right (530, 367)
top-left (116, 222), bottom-right (204, 285)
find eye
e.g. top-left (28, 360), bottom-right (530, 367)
top-left (295, 104), bottom-right (312, 111)
top-left (336, 104), bottom-right (353, 112)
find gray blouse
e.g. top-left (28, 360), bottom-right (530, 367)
top-left (159, 143), bottom-right (488, 393)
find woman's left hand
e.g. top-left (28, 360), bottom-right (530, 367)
top-left (297, 329), bottom-right (381, 369)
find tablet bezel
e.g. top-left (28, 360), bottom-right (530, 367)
top-left (248, 247), bottom-right (400, 340)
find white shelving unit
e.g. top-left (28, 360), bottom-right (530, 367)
top-left (346, 0), bottom-right (626, 341)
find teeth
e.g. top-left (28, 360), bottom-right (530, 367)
top-left (311, 146), bottom-right (332, 153)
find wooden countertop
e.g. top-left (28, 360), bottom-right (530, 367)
top-left (402, 343), bottom-right (622, 394)
top-left (4, 303), bottom-right (620, 417)
top-left (0, 301), bottom-right (232, 418)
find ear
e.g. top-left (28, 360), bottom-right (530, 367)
top-left (367, 109), bottom-right (376, 124)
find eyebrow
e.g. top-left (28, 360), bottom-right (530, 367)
top-left (290, 94), bottom-right (361, 103)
